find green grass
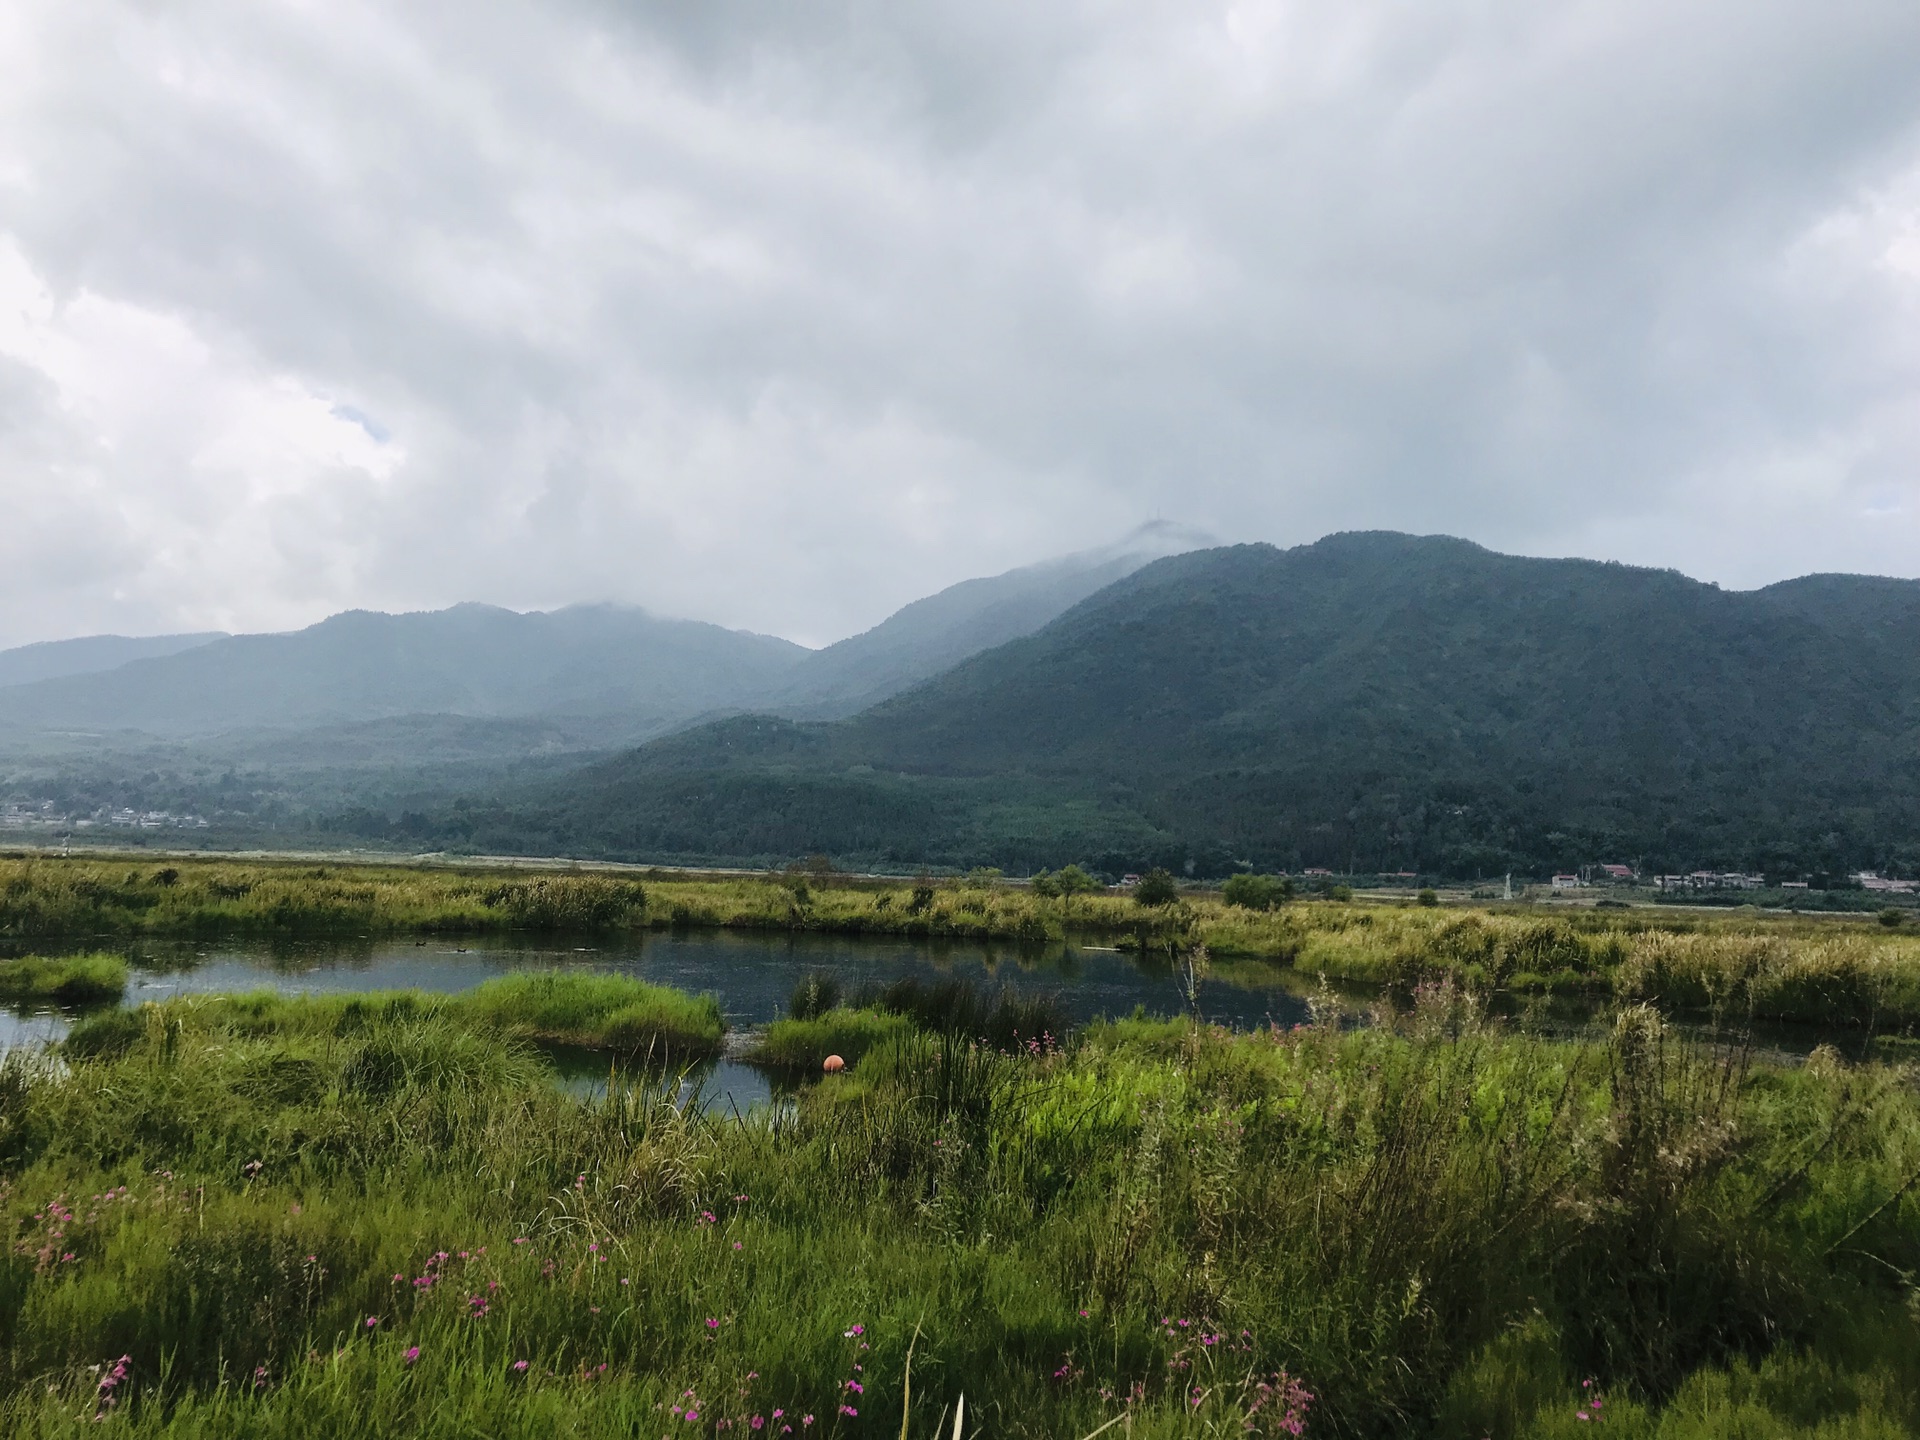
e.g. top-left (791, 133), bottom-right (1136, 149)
top-left (459, 970), bottom-right (724, 1058)
top-left (749, 1007), bottom-right (913, 1070)
top-left (58, 971), bottom-right (724, 1065)
top-left (0, 953), bottom-right (127, 1007)
top-left (0, 985), bottom-right (1915, 1436)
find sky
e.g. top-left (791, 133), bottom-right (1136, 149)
top-left (2, 1), bottom-right (1919, 651)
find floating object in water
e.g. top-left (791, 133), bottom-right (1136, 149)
top-left (822, 1054), bottom-right (845, 1074)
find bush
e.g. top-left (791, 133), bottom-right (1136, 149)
top-left (1417, 888), bottom-right (1440, 907)
top-left (1879, 908), bottom-right (1906, 928)
top-left (1222, 874), bottom-right (1292, 911)
top-left (1054, 864), bottom-right (1102, 896)
top-left (1133, 869), bottom-right (1179, 906)
top-left (788, 971), bottom-right (842, 1020)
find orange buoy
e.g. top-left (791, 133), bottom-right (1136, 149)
top-left (822, 1054), bottom-right (846, 1074)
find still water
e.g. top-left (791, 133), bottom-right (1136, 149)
top-left (0, 931), bottom-right (1316, 1111)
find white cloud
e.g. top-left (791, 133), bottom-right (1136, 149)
top-left (0, 0), bottom-right (1918, 649)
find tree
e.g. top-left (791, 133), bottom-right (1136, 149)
top-left (1222, 873), bottom-right (1292, 911)
top-left (1055, 865), bottom-right (1102, 896)
top-left (1134, 868), bottom-right (1179, 907)
top-left (1417, 888), bottom-right (1439, 907)
top-left (1029, 869), bottom-right (1062, 898)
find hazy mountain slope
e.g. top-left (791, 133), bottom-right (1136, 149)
top-left (0, 603), bottom-right (808, 737)
top-left (767, 539), bottom-right (1186, 718)
top-left (486, 534), bottom-right (1920, 875)
top-left (0, 632), bottom-right (226, 688)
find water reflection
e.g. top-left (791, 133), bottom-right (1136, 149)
top-left (0, 930), bottom-right (1319, 1110)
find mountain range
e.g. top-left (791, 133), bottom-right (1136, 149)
top-left (0, 535), bottom-right (1174, 742)
top-left (441, 533), bottom-right (1920, 878)
top-left (6, 529), bottom-right (1917, 879)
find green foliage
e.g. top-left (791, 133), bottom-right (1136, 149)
top-left (1417, 888), bottom-right (1439, 907)
top-left (0, 953), bottom-right (126, 1007)
top-left (749, 1006), bottom-right (912, 1069)
top-left (457, 971), bottom-right (724, 1059)
top-left (0, 990), bottom-right (1917, 1436)
top-left (786, 971), bottom-right (842, 1021)
top-left (848, 976), bottom-right (1066, 1051)
top-left (1223, 873), bottom-right (1292, 911)
top-left (1055, 864), bottom-right (1102, 895)
top-left (1133, 869), bottom-right (1179, 906)
top-left (1879, 908), bottom-right (1906, 928)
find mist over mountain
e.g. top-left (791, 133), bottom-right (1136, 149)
top-left (476, 533), bottom-right (1920, 877)
top-left (0, 534), bottom-right (1197, 745)
top-left (0, 633), bottom-right (227, 689)
top-left (766, 523), bottom-right (1206, 719)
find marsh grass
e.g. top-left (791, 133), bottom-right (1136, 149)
top-left (0, 980), bottom-right (1915, 1436)
top-left (0, 954), bottom-right (126, 1008)
top-left (58, 970), bottom-right (724, 1067)
top-left (458, 971), bottom-right (724, 1059)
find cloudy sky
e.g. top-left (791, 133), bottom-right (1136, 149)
top-left (2, 1), bottom-right (1919, 650)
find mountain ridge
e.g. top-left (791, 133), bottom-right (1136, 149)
top-left (468, 532), bottom-right (1920, 877)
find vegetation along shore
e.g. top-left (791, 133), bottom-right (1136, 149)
top-left (4, 854), bottom-right (1920, 1033)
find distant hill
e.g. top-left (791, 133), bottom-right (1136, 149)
top-left (0, 604), bottom-right (807, 738)
top-left (474, 534), bottom-right (1920, 877)
top-left (0, 533), bottom-right (1203, 751)
top-left (0, 632), bottom-right (226, 688)
top-left (765, 525), bottom-right (1201, 718)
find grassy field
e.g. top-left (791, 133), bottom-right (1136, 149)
top-left (5, 854), bottom-right (1920, 1032)
top-left (0, 981), bottom-right (1916, 1437)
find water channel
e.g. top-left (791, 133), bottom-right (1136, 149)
top-left (0, 931), bottom-right (1321, 1111)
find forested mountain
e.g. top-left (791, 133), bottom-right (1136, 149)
top-left (468, 533), bottom-right (1920, 877)
top-left (0, 632), bottom-right (226, 688)
top-left (0, 604), bottom-right (808, 738)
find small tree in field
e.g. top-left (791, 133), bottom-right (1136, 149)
top-left (1055, 865), bottom-right (1102, 897)
top-left (1134, 869), bottom-right (1179, 907)
top-left (1223, 874), bottom-right (1292, 911)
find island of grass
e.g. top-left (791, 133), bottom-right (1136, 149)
top-left (0, 951), bottom-right (127, 1006)
top-left (63, 970), bottom-right (724, 1065)
top-left (749, 973), bottom-right (1065, 1071)
top-left (1, 976), bottom-right (1917, 1437)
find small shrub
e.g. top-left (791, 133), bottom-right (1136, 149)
top-left (1134, 869), bottom-right (1179, 906)
top-left (788, 971), bottom-right (843, 1020)
top-left (1222, 874), bottom-right (1291, 911)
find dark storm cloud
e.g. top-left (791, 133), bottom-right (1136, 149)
top-left (1, 1), bottom-right (1918, 649)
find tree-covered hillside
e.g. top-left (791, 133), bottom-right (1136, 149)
top-left (417, 533), bottom-right (1920, 878)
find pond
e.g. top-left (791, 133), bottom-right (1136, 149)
top-left (0, 930), bottom-right (1320, 1111)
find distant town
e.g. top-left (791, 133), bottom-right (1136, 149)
top-left (0, 799), bottom-right (210, 832)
